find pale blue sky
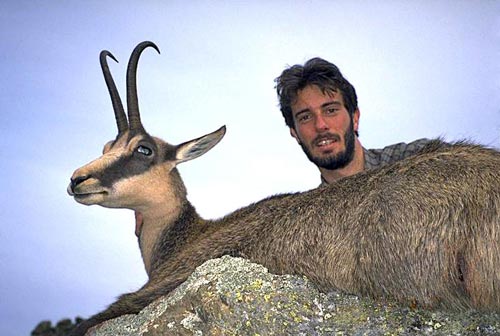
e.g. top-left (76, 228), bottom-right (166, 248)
top-left (1, 1), bottom-right (499, 335)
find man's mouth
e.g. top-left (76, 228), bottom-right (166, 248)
top-left (313, 134), bottom-right (340, 148)
top-left (317, 138), bottom-right (336, 147)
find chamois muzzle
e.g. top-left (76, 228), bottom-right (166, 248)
top-left (68, 175), bottom-right (90, 194)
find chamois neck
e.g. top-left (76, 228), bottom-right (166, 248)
top-left (140, 201), bottom-right (202, 276)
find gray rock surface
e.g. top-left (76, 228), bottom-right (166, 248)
top-left (81, 256), bottom-right (499, 336)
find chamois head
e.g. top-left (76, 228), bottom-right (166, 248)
top-left (67, 41), bottom-right (226, 210)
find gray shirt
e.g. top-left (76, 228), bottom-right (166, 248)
top-left (363, 138), bottom-right (431, 170)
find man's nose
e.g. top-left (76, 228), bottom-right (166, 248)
top-left (314, 114), bottom-right (329, 131)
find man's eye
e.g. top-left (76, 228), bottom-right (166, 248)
top-left (326, 108), bottom-right (338, 114)
top-left (137, 145), bottom-right (152, 156)
top-left (297, 114), bottom-right (311, 123)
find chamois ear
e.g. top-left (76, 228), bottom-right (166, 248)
top-left (175, 125), bottom-right (226, 164)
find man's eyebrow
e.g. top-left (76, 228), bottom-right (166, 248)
top-left (294, 101), bottom-right (342, 117)
top-left (294, 108), bottom-right (310, 117)
top-left (322, 101), bottom-right (342, 108)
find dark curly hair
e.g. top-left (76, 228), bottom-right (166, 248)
top-left (275, 57), bottom-right (358, 133)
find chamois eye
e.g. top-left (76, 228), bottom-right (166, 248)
top-left (137, 145), bottom-right (152, 156)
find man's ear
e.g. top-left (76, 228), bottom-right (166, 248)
top-left (353, 109), bottom-right (360, 134)
top-left (289, 127), bottom-right (301, 144)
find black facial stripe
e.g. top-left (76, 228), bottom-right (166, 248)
top-left (97, 154), bottom-right (152, 188)
top-left (97, 135), bottom-right (159, 188)
top-left (95, 137), bottom-right (178, 188)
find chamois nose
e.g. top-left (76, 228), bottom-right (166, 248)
top-left (70, 175), bottom-right (90, 191)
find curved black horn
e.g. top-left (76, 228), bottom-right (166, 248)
top-left (126, 41), bottom-right (160, 132)
top-left (100, 50), bottom-right (128, 135)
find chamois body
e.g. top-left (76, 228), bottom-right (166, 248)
top-left (68, 42), bottom-right (500, 335)
top-left (147, 141), bottom-right (500, 311)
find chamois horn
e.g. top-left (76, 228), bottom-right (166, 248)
top-left (100, 50), bottom-right (128, 135)
top-left (126, 41), bottom-right (160, 132)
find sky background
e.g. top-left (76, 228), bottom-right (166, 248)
top-left (1, 1), bottom-right (499, 335)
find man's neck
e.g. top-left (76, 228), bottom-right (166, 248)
top-left (319, 139), bottom-right (364, 184)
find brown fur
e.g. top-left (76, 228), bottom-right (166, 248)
top-left (67, 42), bottom-right (500, 335)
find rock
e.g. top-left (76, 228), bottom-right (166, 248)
top-left (83, 256), bottom-right (499, 336)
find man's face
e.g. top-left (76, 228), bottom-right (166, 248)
top-left (290, 85), bottom-right (359, 170)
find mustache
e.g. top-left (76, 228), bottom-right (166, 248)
top-left (312, 133), bottom-right (341, 146)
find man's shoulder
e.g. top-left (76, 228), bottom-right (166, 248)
top-left (372, 138), bottom-right (433, 155)
top-left (363, 138), bottom-right (434, 170)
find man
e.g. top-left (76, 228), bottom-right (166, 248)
top-left (275, 57), bottom-right (431, 184)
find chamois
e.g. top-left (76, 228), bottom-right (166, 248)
top-left (67, 41), bottom-right (500, 335)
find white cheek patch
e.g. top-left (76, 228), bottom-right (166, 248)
top-left (109, 175), bottom-right (146, 208)
top-left (108, 163), bottom-right (174, 209)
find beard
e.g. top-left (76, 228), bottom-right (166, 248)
top-left (299, 119), bottom-right (356, 170)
